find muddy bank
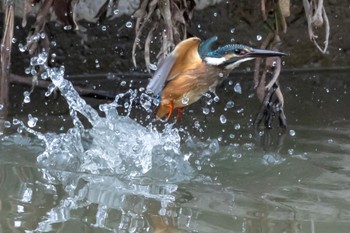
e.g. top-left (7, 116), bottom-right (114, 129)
top-left (3, 0), bottom-right (348, 77)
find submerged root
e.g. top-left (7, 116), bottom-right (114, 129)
top-left (254, 32), bottom-right (286, 129)
top-left (302, 0), bottom-right (330, 53)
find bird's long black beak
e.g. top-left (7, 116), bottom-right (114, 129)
top-left (248, 48), bottom-right (286, 58)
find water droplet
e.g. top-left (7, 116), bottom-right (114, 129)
top-left (256, 35), bottom-right (262, 41)
top-left (11, 38), bottom-right (16, 43)
top-left (237, 108), bottom-right (244, 113)
top-left (148, 63), bottom-right (157, 71)
top-left (124, 102), bottom-right (129, 109)
top-left (30, 52), bottom-right (48, 66)
top-left (194, 121), bottom-right (201, 130)
top-left (327, 139), bottom-right (334, 144)
top-left (45, 83), bottom-right (56, 97)
top-left (23, 91), bottom-right (31, 103)
top-left (113, 9), bottom-right (119, 15)
top-left (181, 96), bottom-right (189, 105)
top-left (41, 72), bottom-right (48, 80)
top-left (120, 81), bottom-right (126, 86)
top-left (229, 134), bottom-right (235, 139)
top-left (63, 25), bottom-right (72, 30)
top-left (288, 148), bottom-right (294, 155)
top-left (213, 95), bottom-right (220, 102)
top-left (30, 69), bottom-right (37, 76)
top-left (30, 57), bottom-right (37, 66)
top-left (101, 26), bottom-right (107, 31)
top-left (232, 153), bottom-right (242, 158)
top-left (220, 115), bottom-right (227, 124)
top-left (234, 83), bottom-right (242, 94)
top-left (234, 123), bottom-right (240, 130)
top-left (225, 101), bottom-right (234, 108)
top-left (18, 43), bottom-right (26, 52)
top-left (159, 208), bottom-right (166, 216)
top-left (140, 93), bottom-right (153, 112)
top-left (202, 107), bottom-right (210, 115)
top-left (12, 118), bottom-right (21, 125)
top-left (262, 154), bottom-right (285, 165)
top-left (289, 129), bottom-right (296, 136)
top-left (213, 12), bottom-right (218, 17)
top-left (27, 114), bottom-right (38, 128)
top-left (0, 104), bottom-right (3, 110)
top-left (38, 52), bottom-right (48, 65)
top-left (203, 93), bottom-right (211, 98)
top-left (24, 67), bottom-right (31, 75)
top-left (4, 121), bottom-right (11, 128)
top-left (125, 21), bottom-right (133, 28)
top-left (230, 28), bottom-right (235, 33)
top-left (197, 24), bottom-right (201, 29)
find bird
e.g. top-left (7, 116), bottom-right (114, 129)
top-left (146, 36), bottom-right (285, 121)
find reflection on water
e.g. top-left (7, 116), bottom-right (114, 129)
top-left (0, 60), bottom-right (350, 232)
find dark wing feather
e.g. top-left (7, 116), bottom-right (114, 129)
top-left (146, 54), bottom-right (176, 95)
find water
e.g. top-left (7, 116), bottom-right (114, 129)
top-left (0, 63), bottom-right (350, 232)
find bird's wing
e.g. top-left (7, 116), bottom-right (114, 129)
top-left (167, 37), bottom-right (202, 81)
top-left (147, 37), bottom-right (202, 95)
top-left (146, 54), bottom-right (176, 95)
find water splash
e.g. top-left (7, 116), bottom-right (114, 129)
top-left (9, 53), bottom-right (197, 231)
top-left (47, 66), bottom-right (101, 127)
top-left (18, 64), bottom-right (189, 180)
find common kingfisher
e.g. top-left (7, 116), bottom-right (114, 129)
top-left (147, 36), bottom-right (285, 121)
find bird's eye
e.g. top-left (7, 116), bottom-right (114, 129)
top-left (234, 48), bottom-right (247, 55)
top-left (234, 48), bottom-right (241, 54)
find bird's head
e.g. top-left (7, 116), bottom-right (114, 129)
top-left (199, 36), bottom-right (286, 69)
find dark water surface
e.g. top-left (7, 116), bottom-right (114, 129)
top-left (0, 70), bottom-right (349, 233)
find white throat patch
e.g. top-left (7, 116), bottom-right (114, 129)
top-left (204, 57), bottom-right (255, 69)
top-left (204, 57), bottom-right (226, 66)
top-left (224, 57), bottom-right (254, 70)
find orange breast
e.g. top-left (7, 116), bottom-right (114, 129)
top-left (156, 64), bottom-right (226, 119)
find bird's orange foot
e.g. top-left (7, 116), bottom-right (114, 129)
top-left (166, 101), bottom-right (174, 121)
